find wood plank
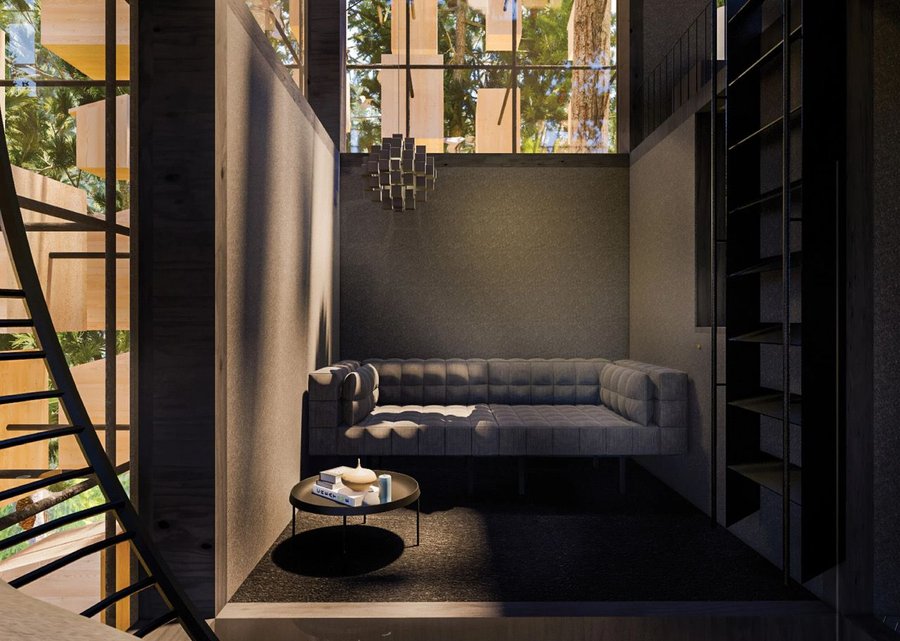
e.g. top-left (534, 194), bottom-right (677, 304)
top-left (0, 167), bottom-right (90, 331)
top-left (0, 522), bottom-right (104, 616)
top-left (391, 0), bottom-right (439, 55)
top-left (215, 601), bottom-right (836, 641)
top-left (84, 211), bottom-right (130, 331)
top-left (475, 87), bottom-right (520, 153)
top-left (40, 0), bottom-right (130, 80)
top-left (58, 353), bottom-right (130, 468)
top-left (0, 360), bottom-right (51, 493)
top-left (379, 54), bottom-right (444, 152)
top-left (70, 95), bottom-right (131, 181)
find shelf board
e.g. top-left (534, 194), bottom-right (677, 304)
top-left (729, 251), bottom-right (802, 277)
top-left (729, 461), bottom-right (802, 505)
top-left (729, 389), bottom-right (802, 425)
top-left (729, 180), bottom-right (802, 216)
top-left (728, 0), bottom-right (761, 24)
top-left (729, 24), bottom-right (803, 89)
top-left (728, 106), bottom-right (802, 152)
top-left (730, 323), bottom-right (802, 346)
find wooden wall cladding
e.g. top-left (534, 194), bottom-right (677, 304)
top-left (0, 360), bottom-right (51, 493)
top-left (57, 353), bottom-right (130, 469)
top-left (70, 95), bottom-right (131, 181)
top-left (40, 0), bottom-right (130, 80)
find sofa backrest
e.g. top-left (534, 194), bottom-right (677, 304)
top-left (363, 358), bottom-right (610, 406)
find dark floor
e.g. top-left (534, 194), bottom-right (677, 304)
top-left (231, 457), bottom-right (814, 603)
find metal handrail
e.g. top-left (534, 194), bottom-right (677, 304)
top-left (632, 2), bottom-right (721, 147)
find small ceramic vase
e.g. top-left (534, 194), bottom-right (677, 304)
top-left (343, 458), bottom-right (377, 491)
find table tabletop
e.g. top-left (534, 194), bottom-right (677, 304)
top-left (290, 470), bottom-right (420, 516)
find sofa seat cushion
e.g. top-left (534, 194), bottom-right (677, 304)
top-left (490, 404), bottom-right (638, 428)
top-left (338, 404), bottom-right (498, 456)
top-left (489, 404), bottom-right (662, 456)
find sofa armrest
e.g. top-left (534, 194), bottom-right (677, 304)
top-left (600, 364), bottom-right (653, 426)
top-left (614, 359), bottom-right (688, 428)
top-left (308, 360), bottom-right (360, 428)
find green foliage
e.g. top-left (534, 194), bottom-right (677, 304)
top-left (0, 1), bottom-right (133, 568)
top-left (346, 0), bottom-right (617, 153)
top-left (0, 472), bottom-right (130, 562)
top-left (1, 1), bottom-right (130, 213)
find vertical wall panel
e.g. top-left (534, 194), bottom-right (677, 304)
top-left (136, 0), bottom-right (217, 619)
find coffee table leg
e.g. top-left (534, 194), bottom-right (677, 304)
top-left (292, 507), bottom-right (296, 537)
top-left (342, 515), bottom-right (347, 555)
top-left (363, 514), bottom-right (367, 525)
top-left (416, 497), bottom-right (420, 546)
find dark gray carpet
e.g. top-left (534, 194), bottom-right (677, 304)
top-left (231, 458), bottom-right (813, 603)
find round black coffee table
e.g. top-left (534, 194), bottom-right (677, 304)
top-left (289, 470), bottom-right (420, 553)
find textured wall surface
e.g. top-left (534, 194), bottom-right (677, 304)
top-left (628, 116), bottom-right (722, 514)
top-left (873, 0), bottom-right (900, 617)
top-left (339, 159), bottom-right (630, 361)
top-left (216, 0), bottom-right (339, 608)
top-left (640, 0), bottom-right (709, 79)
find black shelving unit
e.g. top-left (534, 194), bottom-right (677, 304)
top-left (724, 0), bottom-right (843, 583)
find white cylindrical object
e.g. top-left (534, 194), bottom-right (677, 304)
top-left (378, 474), bottom-right (392, 503)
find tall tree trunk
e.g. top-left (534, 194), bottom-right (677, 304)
top-left (449, 0), bottom-right (469, 137)
top-left (570, 0), bottom-right (612, 152)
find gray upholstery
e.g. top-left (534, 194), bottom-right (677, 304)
top-left (614, 359), bottom-right (689, 428)
top-left (342, 404), bottom-right (497, 456)
top-left (365, 358), bottom-right (608, 406)
top-left (307, 357), bottom-right (688, 457)
top-left (599, 364), bottom-right (653, 426)
top-left (308, 360), bottom-right (360, 429)
top-left (341, 363), bottom-right (379, 426)
top-left (490, 405), bottom-right (641, 455)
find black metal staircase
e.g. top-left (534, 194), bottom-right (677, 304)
top-left (0, 115), bottom-right (216, 640)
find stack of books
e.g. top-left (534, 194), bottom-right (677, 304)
top-left (312, 466), bottom-right (368, 507)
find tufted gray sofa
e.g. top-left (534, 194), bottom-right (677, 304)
top-left (307, 358), bottom-right (688, 459)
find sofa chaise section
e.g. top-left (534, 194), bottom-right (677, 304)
top-left (308, 358), bottom-right (689, 459)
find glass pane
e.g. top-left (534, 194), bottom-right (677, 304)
top-left (1, 0), bottom-right (129, 83)
top-left (520, 68), bottom-right (570, 152)
top-left (347, 69), bottom-right (382, 152)
top-left (517, 0), bottom-right (572, 66)
top-left (471, 73), bottom-right (515, 152)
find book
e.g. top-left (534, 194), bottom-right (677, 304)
top-left (315, 478), bottom-right (344, 490)
top-left (319, 465), bottom-right (350, 484)
top-left (312, 483), bottom-right (364, 507)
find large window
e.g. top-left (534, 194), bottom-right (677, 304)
top-left (0, 0), bottom-right (133, 630)
top-left (347, 0), bottom-right (617, 153)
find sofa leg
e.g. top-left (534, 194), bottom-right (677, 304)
top-left (518, 457), bottom-right (526, 496)
top-left (618, 456), bottom-right (626, 494)
top-left (467, 457), bottom-right (475, 496)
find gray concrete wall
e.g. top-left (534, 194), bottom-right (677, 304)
top-left (215, 0), bottom-right (339, 609)
top-left (873, 0), bottom-right (900, 618)
top-left (628, 115), bottom-right (723, 514)
top-left (640, 0), bottom-right (709, 79)
top-left (338, 158), bottom-right (630, 361)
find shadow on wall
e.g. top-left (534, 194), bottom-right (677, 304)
top-left (220, 0), bottom-right (338, 603)
top-left (338, 161), bottom-right (631, 360)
